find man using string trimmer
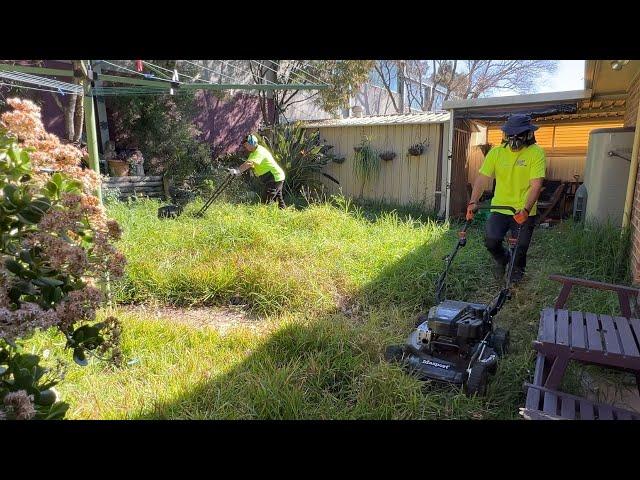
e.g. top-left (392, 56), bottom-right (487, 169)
top-left (467, 114), bottom-right (546, 284)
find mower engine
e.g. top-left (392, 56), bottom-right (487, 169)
top-left (413, 300), bottom-right (489, 355)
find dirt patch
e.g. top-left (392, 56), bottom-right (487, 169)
top-left (120, 304), bottom-right (262, 335)
top-left (580, 370), bottom-right (640, 414)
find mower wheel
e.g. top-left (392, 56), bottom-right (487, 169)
top-left (465, 363), bottom-right (488, 397)
top-left (414, 314), bottom-right (429, 327)
top-left (490, 328), bottom-right (510, 357)
top-left (384, 345), bottom-right (406, 363)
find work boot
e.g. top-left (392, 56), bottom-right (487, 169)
top-left (492, 260), bottom-right (506, 281)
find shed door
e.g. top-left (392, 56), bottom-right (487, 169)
top-left (450, 119), bottom-right (472, 218)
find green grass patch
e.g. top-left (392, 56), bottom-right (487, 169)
top-left (21, 198), bottom-right (633, 419)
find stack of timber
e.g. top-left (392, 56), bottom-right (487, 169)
top-left (102, 176), bottom-right (165, 201)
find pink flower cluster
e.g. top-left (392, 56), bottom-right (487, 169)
top-left (2, 390), bottom-right (36, 420)
top-left (0, 98), bottom-right (127, 342)
top-left (0, 98), bottom-right (101, 194)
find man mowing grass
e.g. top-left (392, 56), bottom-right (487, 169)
top-left (467, 114), bottom-right (546, 284)
top-left (230, 134), bottom-right (287, 209)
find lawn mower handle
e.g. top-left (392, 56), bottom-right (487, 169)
top-left (194, 169), bottom-right (236, 218)
top-left (435, 205), bottom-right (519, 304)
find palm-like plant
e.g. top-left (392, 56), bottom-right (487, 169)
top-left (261, 122), bottom-right (339, 198)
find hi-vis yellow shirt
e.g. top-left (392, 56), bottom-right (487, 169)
top-left (247, 144), bottom-right (286, 182)
top-left (479, 144), bottom-right (546, 216)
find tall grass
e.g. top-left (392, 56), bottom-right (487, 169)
top-left (21, 198), bottom-right (634, 419)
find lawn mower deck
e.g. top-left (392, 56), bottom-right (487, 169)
top-left (385, 205), bottom-right (518, 396)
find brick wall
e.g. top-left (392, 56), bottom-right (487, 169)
top-left (627, 72), bottom-right (640, 284)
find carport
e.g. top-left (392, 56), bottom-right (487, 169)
top-left (442, 89), bottom-right (626, 219)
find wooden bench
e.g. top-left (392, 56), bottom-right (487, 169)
top-left (522, 274), bottom-right (640, 420)
top-left (521, 383), bottom-right (640, 420)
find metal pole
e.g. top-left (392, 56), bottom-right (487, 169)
top-left (81, 60), bottom-right (102, 203)
top-left (444, 109), bottom-right (455, 219)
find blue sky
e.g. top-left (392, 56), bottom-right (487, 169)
top-left (493, 60), bottom-right (585, 96)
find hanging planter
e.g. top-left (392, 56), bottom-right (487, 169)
top-left (332, 156), bottom-right (346, 164)
top-left (379, 151), bottom-right (396, 162)
top-left (353, 146), bottom-right (363, 153)
top-left (408, 141), bottom-right (429, 157)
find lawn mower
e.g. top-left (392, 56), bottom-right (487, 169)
top-left (384, 204), bottom-right (521, 396)
top-left (157, 169), bottom-right (236, 219)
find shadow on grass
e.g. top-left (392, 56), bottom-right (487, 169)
top-left (128, 227), bottom-right (540, 420)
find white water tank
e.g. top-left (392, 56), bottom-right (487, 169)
top-left (583, 126), bottom-right (635, 227)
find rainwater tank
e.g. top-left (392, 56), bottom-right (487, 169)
top-left (583, 126), bottom-right (635, 227)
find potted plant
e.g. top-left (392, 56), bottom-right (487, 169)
top-left (128, 150), bottom-right (145, 176)
top-left (353, 135), bottom-right (380, 187)
top-left (408, 140), bottom-right (429, 157)
top-left (379, 151), bottom-right (396, 162)
top-left (332, 156), bottom-right (346, 164)
top-left (108, 159), bottom-right (129, 177)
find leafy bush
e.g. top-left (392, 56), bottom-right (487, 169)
top-left (107, 85), bottom-right (213, 184)
top-left (261, 122), bottom-right (338, 198)
top-left (353, 135), bottom-right (380, 189)
top-left (0, 99), bottom-right (125, 420)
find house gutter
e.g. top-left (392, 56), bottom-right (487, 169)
top-left (622, 97), bottom-right (640, 230)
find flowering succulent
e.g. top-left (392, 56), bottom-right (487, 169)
top-left (0, 98), bottom-right (126, 420)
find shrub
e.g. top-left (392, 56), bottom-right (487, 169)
top-left (0, 99), bottom-right (125, 420)
top-left (261, 122), bottom-right (339, 198)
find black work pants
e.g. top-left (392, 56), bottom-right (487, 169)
top-left (261, 173), bottom-right (286, 209)
top-left (484, 213), bottom-right (537, 272)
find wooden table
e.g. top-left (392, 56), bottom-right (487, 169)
top-left (533, 307), bottom-right (640, 391)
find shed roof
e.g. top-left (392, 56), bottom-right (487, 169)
top-left (301, 111), bottom-right (450, 128)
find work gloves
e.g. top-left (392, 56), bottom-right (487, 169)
top-left (466, 202), bottom-right (478, 221)
top-left (513, 209), bottom-right (529, 225)
top-left (229, 168), bottom-right (241, 177)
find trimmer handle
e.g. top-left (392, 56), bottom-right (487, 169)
top-left (470, 204), bottom-right (517, 214)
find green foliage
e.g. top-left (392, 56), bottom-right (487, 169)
top-left (311, 60), bottom-right (375, 114)
top-left (107, 82), bottom-right (212, 184)
top-left (352, 135), bottom-right (380, 188)
top-left (0, 343), bottom-right (69, 419)
top-left (0, 130), bottom-right (121, 419)
top-left (261, 122), bottom-right (337, 198)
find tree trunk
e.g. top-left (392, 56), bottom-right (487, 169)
top-left (64, 95), bottom-right (76, 141)
top-left (72, 91), bottom-right (85, 143)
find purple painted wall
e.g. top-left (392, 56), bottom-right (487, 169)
top-left (0, 60), bottom-right (71, 139)
top-left (1, 61), bottom-right (270, 157)
top-left (194, 91), bottom-right (273, 156)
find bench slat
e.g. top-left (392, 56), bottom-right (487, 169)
top-left (541, 308), bottom-right (556, 343)
top-left (571, 311), bottom-right (586, 349)
top-left (612, 316), bottom-right (640, 357)
top-left (579, 399), bottom-right (594, 420)
top-left (616, 410), bottom-right (632, 420)
top-left (597, 404), bottom-right (614, 420)
top-left (629, 318), bottom-right (640, 348)
top-left (543, 391), bottom-right (558, 416)
top-left (600, 315), bottom-right (622, 355)
top-left (560, 397), bottom-right (576, 419)
top-left (556, 310), bottom-right (569, 346)
top-left (585, 312), bottom-right (603, 352)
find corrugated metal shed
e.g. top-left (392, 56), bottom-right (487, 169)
top-left (302, 111), bottom-right (450, 128)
